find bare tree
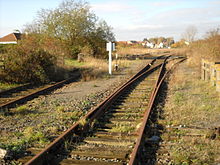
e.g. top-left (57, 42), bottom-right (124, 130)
top-left (206, 27), bottom-right (220, 38)
top-left (182, 26), bottom-right (197, 43)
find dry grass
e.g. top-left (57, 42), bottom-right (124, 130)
top-left (109, 122), bottom-right (136, 133)
top-left (116, 47), bottom-right (148, 56)
top-left (164, 63), bottom-right (220, 126)
top-left (158, 61), bottom-right (220, 164)
top-left (186, 35), bottom-right (220, 67)
top-left (79, 57), bottom-right (133, 81)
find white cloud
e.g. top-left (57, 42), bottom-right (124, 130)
top-left (208, 0), bottom-right (220, 5)
top-left (113, 3), bottom-right (220, 40)
top-left (150, 1), bottom-right (177, 7)
top-left (114, 23), bottom-right (181, 41)
top-left (119, 24), bottom-right (167, 31)
top-left (91, 2), bottom-right (131, 12)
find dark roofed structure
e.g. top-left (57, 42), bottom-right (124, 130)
top-left (0, 33), bottom-right (22, 44)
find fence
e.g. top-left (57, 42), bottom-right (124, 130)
top-left (201, 59), bottom-right (220, 92)
top-left (0, 54), bottom-right (4, 70)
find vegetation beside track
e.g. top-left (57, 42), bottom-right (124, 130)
top-left (0, 82), bottom-right (20, 91)
top-left (184, 29), bottom-right (220, 66)
top-left (157, 61), bottom-right (220, 164)
top-left (0, 59), bottom-right (147, 162)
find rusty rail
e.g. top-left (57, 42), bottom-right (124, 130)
top-left (25, 58), bottom-right (165, 165)
top-left (128, 57), bottom-right (186, 165)
top-left (0, 70), bottom-right (80, 110)
top-left (0, 84), bottom-right (30, 96)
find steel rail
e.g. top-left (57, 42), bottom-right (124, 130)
top-left (0, 84), bottom-right (30, 96)
top-left (0, 71), bottom-right (80, 110)
top-left (25, 58), bottom-right (165, 165)
top-left (128, 57), bottom-right (186, 165)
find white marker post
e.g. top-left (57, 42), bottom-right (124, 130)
top-left (106, 42), bottom-right (115, 75)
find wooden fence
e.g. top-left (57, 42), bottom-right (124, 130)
top-left (0, 54), bottom-right (4, 70)
top-left (201, 59), bottom-right (220, 92)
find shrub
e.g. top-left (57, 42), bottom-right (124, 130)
top-left (2, 35), bottom-right (56, 84)
top-left (187, 34), bottom-right (220, 66)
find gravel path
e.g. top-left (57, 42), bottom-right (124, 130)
top-left (0, 59), bottom-right (151, 160)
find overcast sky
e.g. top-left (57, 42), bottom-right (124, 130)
top-left (0, 0), bottom-right (220, 41)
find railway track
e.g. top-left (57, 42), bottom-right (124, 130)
top-left (0, 70), bottom-right (80, 111)
top-left (12, 56), bottom-right (185, 165)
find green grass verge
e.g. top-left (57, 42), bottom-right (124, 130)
top-left (64, 58), bottom-right (85, 67)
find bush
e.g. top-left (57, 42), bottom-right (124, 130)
top-left (171, 40), bottom-right (186, 48)
top-left (2, 35), bottom-right (56, 84)
top-left (187, 34), bottom-right (220, 66)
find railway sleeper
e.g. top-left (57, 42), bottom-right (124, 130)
top-left (75, 143), bottom-right (129, 151)
top-left (98, 117), bottom-right (138, 123)
top-left (102, 117), bottom-right (142, 123)
top-left (69, 149), bottom-right (128, 161)
top-left (104, 112), bottom-right (143, 118)
top-left (95, 125), bottom-right (138, 133)
top-left (108, 108), bottom-right (144, 113)
top-left (116, 97), bottom-right (149, 103)
top-left (111, 104), bottom-right (148, 109)
top-left (122, 90), bottom-right (151, 95)
top-left (117, 95), bottom-right (149, 100)
top-left (83, 137), bottom-right (135, 146)
top-left (103, 121), bottom-right (139, 127)
top-left (94, 131), bottom-right (137, 136)
top-left (93, 132), bottom-right (137, 141)
top-left (126, 86), bottom-right (152, 90)
top-left (127, 92), bottom-right (152, 97)
top-left (60, 158), bottom-right (124, 165)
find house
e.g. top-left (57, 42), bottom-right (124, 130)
top-left (127, 40), bottom-right (138, 45)
top-left (154, 42), bottom-right (164, 49)
top-left (142, 41), bottom-right (154, 48)
top-left (0, 33), bottom-right (22, 44)
top-left (146, 42), bottom-right (154, 48)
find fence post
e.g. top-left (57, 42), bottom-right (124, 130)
top-left (216, 69), bottom-right (220, 92)
top-left (201, 59), bottom-right (205, 80)
top-left (210, 62), bottom-right (216, 86)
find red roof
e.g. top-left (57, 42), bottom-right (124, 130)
top-left (0, 33), bottom-right (22, 42)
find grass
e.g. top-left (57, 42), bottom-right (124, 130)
top-left (0, 127), bottom-right (50, 156)
top-left (0, 53), bottom-right (147, 161)
top-left (186, 34), bottom-right (220, 67)
top-left (157, 61), bottom-right (220, 164)
top-left (56, 105), bottom-right (65, 113)
top-left (116, 47), bottom-right (148, 56)
top-left (109, 122), bottom-right (135, 133)
top-left (78, 118), bottom-right (89, 129)
top-left (65, 57), bottom-right (133, 81)
top-left (64, 58), bottom-right (85, 68)
top-left (15, 105), bottom-right (30, 115)
top-left (0, 82), bottom-right (20, 91)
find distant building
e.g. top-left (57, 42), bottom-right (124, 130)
top-left (146, 42), bottom-right (154, 48)
top-left (127, 40), bottom-right (138, 45)
top-left (158, 42), bottom-right (164, 48)
top-left (0, 33), bottom-right (22, 44)
top-left (142, 41), bottom-right (154, 48)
